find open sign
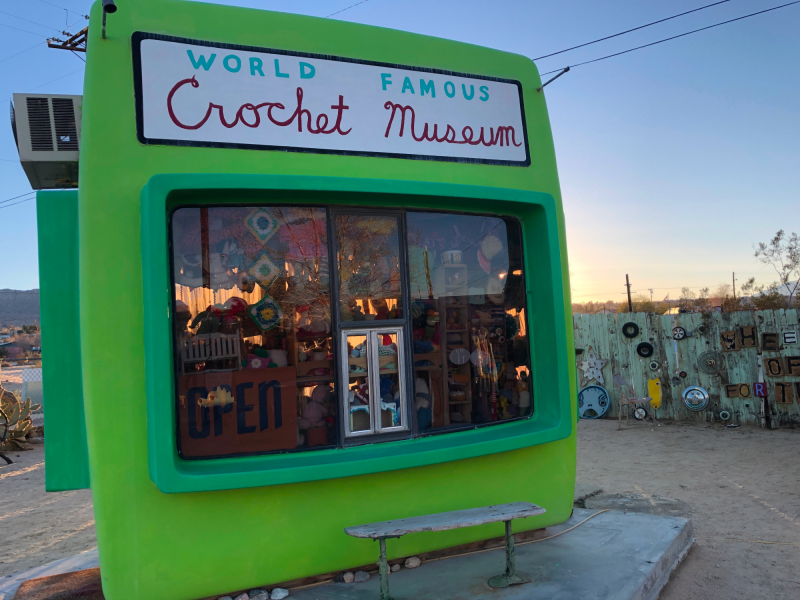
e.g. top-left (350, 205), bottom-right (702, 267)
top-left (178, 367), bottom-right (298, 458)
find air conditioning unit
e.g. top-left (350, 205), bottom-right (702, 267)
top-left (11, 93), bottom-right (82, 189)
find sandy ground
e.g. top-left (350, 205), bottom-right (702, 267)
top-left (578, 419), bottom-right (800, 600)
top-left (1, 422), bottom-right (798, 598)
top-left (0, 446), bottom-right (95, 578)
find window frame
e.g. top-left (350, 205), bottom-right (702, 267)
top-left (329, 209), bottom-right (416, 446)
top-left (339, 327), bottom-right (409, 438)
top-left (142, 173), bottom-right (572, 493)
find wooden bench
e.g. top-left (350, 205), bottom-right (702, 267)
top-left (344, 501), bottom-right (546, 600)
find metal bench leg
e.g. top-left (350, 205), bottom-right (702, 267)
top-left (488, 520), bottom-right (530, 588)
top-left (377, 537), bottom-right (393, 600)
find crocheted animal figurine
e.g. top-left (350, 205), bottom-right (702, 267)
top-left (197, 386), bottom-right (234, 408)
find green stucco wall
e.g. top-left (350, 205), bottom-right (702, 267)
top-left (76, 1), bottom-right (576, 598)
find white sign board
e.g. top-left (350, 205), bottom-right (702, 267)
top-left (133, 34), bottom-right (530, 166)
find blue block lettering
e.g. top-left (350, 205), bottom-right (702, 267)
top-left (186, 50), bottom-right (216, 71)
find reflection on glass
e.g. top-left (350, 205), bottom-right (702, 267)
top-left (170, 206), bottom-right (337, 458)
top-left (336, 215), bottom-right (403, 322)
top-left (406, 212), bottom-right (532, 432)
top-left (345, 333), bottom-right (371, 433)
top-left (376, 332), bottom-right (402, 430)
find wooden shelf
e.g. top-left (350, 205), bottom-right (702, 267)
top-left (413, 365), bottom-right (441, 372)
top-left (448, 399), bottom-right (471, 405)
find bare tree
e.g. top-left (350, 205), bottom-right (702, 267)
top-left (740, 277), bottom-right (787, 310)
top-left (754, 230), bottom-right (800, 309)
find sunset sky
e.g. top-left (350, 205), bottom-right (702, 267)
top-left (1, 0), bottom-right (797, 301)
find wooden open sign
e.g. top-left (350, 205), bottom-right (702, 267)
top-left (177, 367), bottom-right (298, 458)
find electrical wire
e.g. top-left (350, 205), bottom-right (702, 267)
top-left (0, 21), bottom-right (53, 38)
top-left (26, 67), bottom-right (83, 92)
top-left (539, 1), bottom-right (800, 76)
top-left (32, 0), bottom-right (84, 12)
top-left (327, 0), bottom-right (369, 18)
top-left (533, 0), bottom-right (735, 60)
top-left (0, 41), bottom-right (44, 66)
top-left (0, 197), bottom-right (35, 210)
top-left (0, 10), bottom-right (62, 33)
top-left (0, 192), bottom-right (35, 206)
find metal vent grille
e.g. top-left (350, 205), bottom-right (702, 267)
top-left (52, 98), bottom-right (78, 151)
top-left (26, 97), bottom-right (53, 151)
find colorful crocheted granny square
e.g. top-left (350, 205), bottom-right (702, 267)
top-left (248, 250), bottom-right (281, 288)
top-left (249, 294), bottom-right (284, 331)
top-left (245, 208), bottom-right (280, 244)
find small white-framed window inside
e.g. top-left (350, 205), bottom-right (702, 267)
top-left (341, 327), bottom-right (407, 438)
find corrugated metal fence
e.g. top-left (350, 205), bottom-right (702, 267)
top-left (573, 309), bottom-right (800, 426)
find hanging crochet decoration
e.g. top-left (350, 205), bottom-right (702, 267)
top-left (249, 293), bottom-right (284, 331)
top-left (476, 234), bottom-right (504, 274)
top-left (580, 346), bottom-right (608, 385)
top-left (247, 250), bottom-right (281, 289)
top-left (245, 208), bottom-right (280, 244)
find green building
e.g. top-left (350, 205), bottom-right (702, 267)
top-left (35, 1), bottom-right (576, 598)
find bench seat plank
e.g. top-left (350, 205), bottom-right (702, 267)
top-left (344, 502), bottom-right (545, 539)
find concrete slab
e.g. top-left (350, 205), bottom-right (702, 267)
top-left (573, 482), bottom-right (604, 505)
top-left (290, 509), bottom-right (694, 600)
top-left (0, 549), bottom-right (98, 600)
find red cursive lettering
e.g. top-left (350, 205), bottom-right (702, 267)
top-left (167, 76), bottom-right (351, 135)
top-left (383, 101), bottom-right (522, 148)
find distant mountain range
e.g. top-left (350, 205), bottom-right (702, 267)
top-left (0, 289), bottom-right (40, 327)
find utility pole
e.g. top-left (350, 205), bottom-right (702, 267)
top-left (625, 274), bottom-right (633, 313)
top-left (649, 288), bottom-right (654, 303)
top-left (732, 272), bottom-right (736, 300)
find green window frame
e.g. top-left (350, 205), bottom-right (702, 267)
top-left (142, 174), bottom-right (571, 492)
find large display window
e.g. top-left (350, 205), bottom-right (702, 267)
top-left (169, 204), bottom-right (532, 459)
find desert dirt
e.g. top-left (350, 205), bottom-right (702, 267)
top-left (1, 421), bottom-right (798, 598)
top-left (0, 445), bottom-right (95, 578)
top-left (578, 419), bottom-right (800, 600)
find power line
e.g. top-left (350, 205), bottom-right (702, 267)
top-left (32, 0), bottom-right (85, 12)
top-left (0, 41), bottom-right (45, 66)
top-left (0, 21), bottom-right (52, 38)
top-left (0, 197), bottom-right (35, 210)
top-left (327, 0), bottom-right (369, 18)
top-left (539, 1), bottom-right (800, 76)
top-left (0, 191), bottom-right (35, 206)
top-left (26, 66), bottom-right (83, 92)
top-left (0, 10), bottom-right (62, 33)
top-left (572, 281), bottom-right (773, 299)
top-left (534, 0), bottom-right (735, 61)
